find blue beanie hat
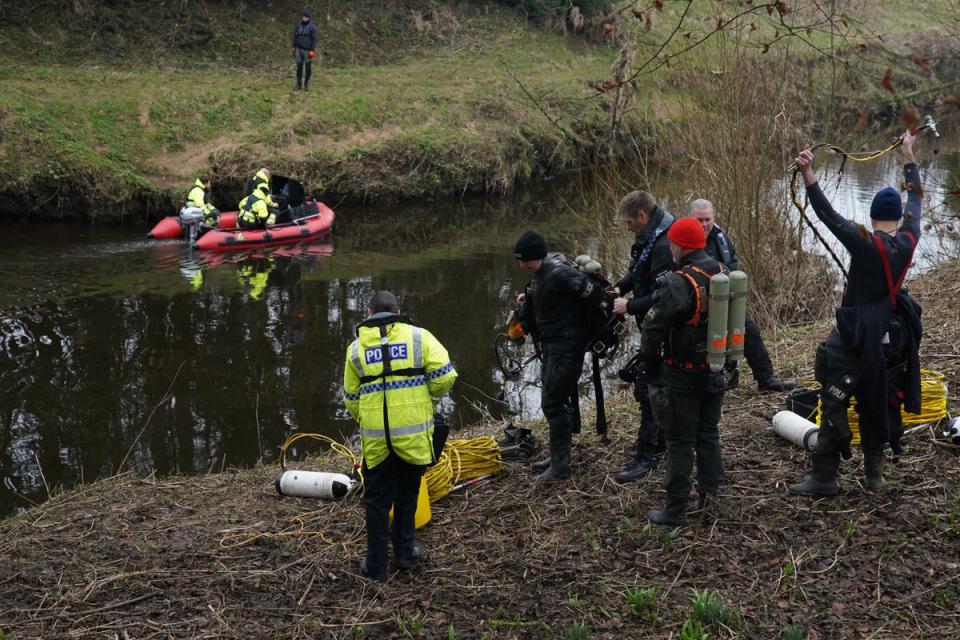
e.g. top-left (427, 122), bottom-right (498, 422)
top-left (870, 187), bottom-right (902, 221)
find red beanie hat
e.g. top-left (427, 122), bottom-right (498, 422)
top-left (667, 217), bottom-right (706, 250)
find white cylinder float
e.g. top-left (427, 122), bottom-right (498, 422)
top-left (772, 410), bottom-right (820, 451)
top-left (275, 470), bottom-right (354, 500)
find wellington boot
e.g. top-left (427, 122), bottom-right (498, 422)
top-left (531, 456), bottom-right (552, 473)
top-left (788, 475), bottom-right (839, 496)
top-left (692, 493), bottom-right (719, 519)
top-left (395, 544), bottom-right (422, 570)
top-left (647, 507), bottom-right (688, 527)
top-left (615, 456), bottom-right (658, 483)
top-left (535, 444), bottom-right (571, 481)
top-left (864, 452), bottom-right (885, 492)
top-left (535, 464), bottom-right (571, 481)
top-left (788, 453), bottom-right (839, 497)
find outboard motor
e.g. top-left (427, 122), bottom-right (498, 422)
top-left (179, 206), bottom-right (206, 244)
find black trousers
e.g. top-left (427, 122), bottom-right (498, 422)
top-left (633, 378), bottom-right (665, 459)
top-left (362, 452), bottom-right (425, 576)
top-left (815, 329), bottom-right (889, 456)
top-left (743, 314), bottom-right (775, 382)
top-left (540, 342), bottom-right (583, 453)
top-left (648, 370), bottom-right (724, 507)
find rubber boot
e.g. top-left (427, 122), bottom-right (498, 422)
top-left (615, 455), bottom-right (658, 483)
top-left (647, 500), bottom-right (688, 527)
top-left (531, 456), bottom-right (551, 472)
top-left (535, 440), bottom-right (571, 481)
top-left (395, 543), bottom-right (422, 570)
top-left (758, 376), bottom-right (797, 392)
top-left (788, 453), bottom-right (840, 496)
top-left (295, 62), bottom-right (303, 90)
top-left (863, 452), bottom-right (885, 492)
top-left (304, 62), bottom-right (312, 92)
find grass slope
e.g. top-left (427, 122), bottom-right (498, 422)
top-left (0, 0), bottom-right (613, 221)
top-left (0, 0), bottom-right (955, 221)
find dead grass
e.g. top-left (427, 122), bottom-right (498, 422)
top-left (1, 261), bottom-right (958, 639)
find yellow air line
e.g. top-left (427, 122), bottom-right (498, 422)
top-left (220, 432), bottom-right (363, 549)
top-left (811, 370), bottom-right (949, 444)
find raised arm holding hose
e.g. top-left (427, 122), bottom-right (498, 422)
top-left (788, 130), bottom-right (924, 497)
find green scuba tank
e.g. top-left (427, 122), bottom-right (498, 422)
top-left (726, 270), bottom-right (748, 366)
top-left (706, 273), bottom-right (730, 373)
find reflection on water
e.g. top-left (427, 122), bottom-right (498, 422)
top-left (1, 135), bottom-right (956, 518)
top-left (791, 134), bottom-right (959, 271)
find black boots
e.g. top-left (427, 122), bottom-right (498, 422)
top-left (358, 558), bottom-right (386, 581)
top-left (864, 452), bottom-right (885, 492)
top-left (788, 454), bottom-right (840, 496)
top-left (535, 442), bottom-right (571, 481)
top-left (647, 505), bottom-right (688, 527)
top-left (531, 456), bottom-right (551, 472)
top-left (395, 544), bottom-right (422, 570)
top-left (758, 376), bottom-right (797, 392)
top-left (615, 455), bottom-right (659, 483)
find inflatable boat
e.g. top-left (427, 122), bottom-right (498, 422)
top-left (194, 202), bottom-right (335, 252)
top-left (147, 212), bottom-right (240, 240)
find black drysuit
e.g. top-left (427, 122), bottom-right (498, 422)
top-left (806, 162), bottom-right (923, 459)
top-left (519, 254), bottom-right (597, 460)
top-left (614, 207), bottom-right (675, 459)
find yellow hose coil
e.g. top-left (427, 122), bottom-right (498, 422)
top-left (424, 436), bottom-right (504, 501)
top-left (815, 369), bottom-right (949, 445)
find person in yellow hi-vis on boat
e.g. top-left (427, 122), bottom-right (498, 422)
top-left (343, 290), bottom-right (457, 580)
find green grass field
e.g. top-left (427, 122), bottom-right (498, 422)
top-left (0, 0), bottom-right (954, 220)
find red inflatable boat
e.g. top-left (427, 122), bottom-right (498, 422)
top-left (194, 202), bottom-right (335, 252)
top-left (147, 212), bottom-right (240, 239)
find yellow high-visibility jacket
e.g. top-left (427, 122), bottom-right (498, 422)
top-left (186, 178), bottom-right (216, 217)
top-left (249, 170), bottom-right (276, 207)
top-left (343, 314), bottom-right (457, 468)
top-left (237, 186), bottom-right (276, 226)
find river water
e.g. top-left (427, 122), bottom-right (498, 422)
top-left (1, 141), bottom-right (957, 518)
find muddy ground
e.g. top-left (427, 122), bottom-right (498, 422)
top-left (1, 262), bottom-right (958, 639)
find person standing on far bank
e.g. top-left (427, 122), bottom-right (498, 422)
top-left (292, 11), bottom-right (318, 91)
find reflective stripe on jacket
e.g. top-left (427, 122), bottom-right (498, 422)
top-left (343, 315), bottom-right (457, 468)
top-left (237, 186), bottom-right (276, 225)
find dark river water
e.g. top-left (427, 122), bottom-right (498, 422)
top-left (1, 138), bottom-right (957, 518)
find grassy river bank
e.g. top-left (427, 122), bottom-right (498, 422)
top-left (1, 0), bottom-right (957, 221)
top-left (0, 259), bottom-right (958, 638)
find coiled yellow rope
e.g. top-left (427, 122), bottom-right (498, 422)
top-left (814, 369), bottom-right (949, 444)
top-left (424, 437), bottom-right (504, 501)
top-left (220, 434), bottom-right (503, 548)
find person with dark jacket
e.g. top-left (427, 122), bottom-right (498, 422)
top-left (789, 130), bottom-right (923, 496)
top-left (292, 11), bottom-right (318, 91)
top-left (611, 190), bottom-right (674, 482)
top-left (639, 217), bottom-right (728, 526)
top-left (515, 231), bottom-right (601, 481)
top-left (687, 199), bottom-right (796, 392)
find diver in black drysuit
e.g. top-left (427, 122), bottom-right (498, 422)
top-left (788, 131), bottom-right (923, 496)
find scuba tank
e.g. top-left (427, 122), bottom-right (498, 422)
top-left (726, 270), bottom-right (748, 367)
top-left (274, 470), bottom-right (354, 500)
top-left (772, 410), bottom-right (820, 451)
top-left (706, 273), bottom-right (730, 373)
